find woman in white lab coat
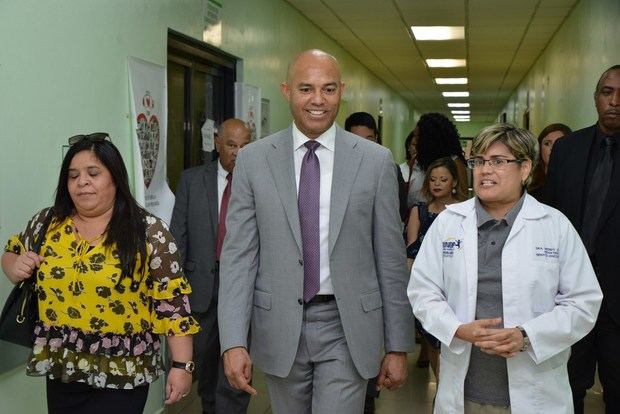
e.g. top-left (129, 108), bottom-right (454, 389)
top-left (408, 124), bottom-right (602, 414)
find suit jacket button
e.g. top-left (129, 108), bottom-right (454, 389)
top-left (298, 259), bottom-right (303, 266)
top-left (298, 298), bottom-right (303, 305)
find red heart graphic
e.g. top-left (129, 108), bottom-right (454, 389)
top-left (136, 113), bottom-right (160, 188)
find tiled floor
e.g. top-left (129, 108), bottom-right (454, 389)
top-left (166, 350), bottom-right (605, 414)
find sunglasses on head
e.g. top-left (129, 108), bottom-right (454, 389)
top-left (68, 132), bottom-right (111, 146)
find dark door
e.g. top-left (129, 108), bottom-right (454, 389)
top-left (167, 30), bottom-right (236, 192)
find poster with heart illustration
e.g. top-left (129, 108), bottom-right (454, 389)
top-left (234, 82), bottom-right (261, 141)
top-left (128, 57), bottom-right (175, 223)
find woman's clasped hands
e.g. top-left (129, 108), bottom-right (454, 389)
top-left (455, 317), bottom-right (525, 358)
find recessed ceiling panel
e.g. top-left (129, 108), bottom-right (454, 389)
top-left (284, 0), bottom-right (578, 122)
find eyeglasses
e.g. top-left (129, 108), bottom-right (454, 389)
top-left (68, 132), bottom-right (110, 146)
top-left (466, 158), bottom-right (522, 169)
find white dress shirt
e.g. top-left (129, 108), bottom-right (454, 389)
top-left (217, 160), bottom-right (229, 216)
top-left (293, 122), bottom-right (335, 295)
top-left (399, 161), bottom-right (410, 182)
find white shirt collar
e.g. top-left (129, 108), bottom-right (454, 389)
top-left (217, 159), bottom-right (229, 178)
top-left (292, 122), bottom-right (336, 152)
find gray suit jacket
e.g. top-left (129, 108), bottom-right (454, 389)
top-left (170, 159), bottom-right (219, 313)
top-left (218, 126), bottom-right (415, 379)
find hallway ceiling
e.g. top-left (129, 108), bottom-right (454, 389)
top-left (284, 0), bottom-right (578, 123)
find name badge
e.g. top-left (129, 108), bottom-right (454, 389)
top-left (534, 246), bottom-right (559, 260)
top-left (443, 238), bottom-right (463, 258)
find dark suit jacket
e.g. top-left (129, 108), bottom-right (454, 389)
top-left (170, 159), bottom-right (220, 313)
top-left (545, 124), bottom-right (620, 324)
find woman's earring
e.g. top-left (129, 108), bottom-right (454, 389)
top-left (452, 187), bottom-right (456, 194)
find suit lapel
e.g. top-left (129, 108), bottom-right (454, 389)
top-left (202, 160), bottom-right (219, 239)
top-left (329, 129), bottom-right (362, 255)
top-left (568, 127), bottom-right (594, 231)
top-left (598, 131), bottom-right (620, 233)
top-left (266, 129), bottom-right (303, 252)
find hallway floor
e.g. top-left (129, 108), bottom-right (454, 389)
top-left (167, 349), bottom-right (605, 414)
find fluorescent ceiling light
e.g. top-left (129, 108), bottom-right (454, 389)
top-left (436, 78), bottom-right (468, 85)
top-left (453, 116), bottom-right (470, 119)
top-left (454, 119), bottom-right (470, 122)
top-left (427, 59), bottom-right (466, 68)
top-left (448, 103), bottom-right (470, 108)
top-left (411, 26), bottom-right (464, 41)
top-left (442, 91), bottom-right (469, 97)
top-left (451, 110), bottom-right (470, 114)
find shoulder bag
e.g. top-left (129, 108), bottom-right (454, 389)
top-left (0, 210), bottom-right (54, 347)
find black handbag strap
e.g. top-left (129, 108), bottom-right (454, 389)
top-left (23, 209), bottom-right (55, 286)
top-left (32, 209), bottom-right (54, 254)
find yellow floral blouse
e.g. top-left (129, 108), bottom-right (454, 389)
top-left (4, 208), bottom-right (199, 389)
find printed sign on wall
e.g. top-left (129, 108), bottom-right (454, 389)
top-left (234, 82), bottom-right (261, 141)
top-left (127, 57), bottom-right (175, 223)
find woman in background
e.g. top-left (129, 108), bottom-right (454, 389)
top-left (414, 113), bottom-right (469, 202)
top-left (404, 130), bottom-right (426, 210)
top-left (528, 123), bottom-right (572, 200)
top-left (406, 157), bottom-right (467, 382)
top-left (2, 133), bottom-right (199, 413)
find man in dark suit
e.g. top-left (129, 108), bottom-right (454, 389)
top-left (545, 65), bottom-right (620, 414)
top-left (170, 118), bottom-right (251, 414)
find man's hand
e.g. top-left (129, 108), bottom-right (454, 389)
top-left (376, 352), bottom-right (408, 391)
top-left (223, 347), bottom-right (257, 395)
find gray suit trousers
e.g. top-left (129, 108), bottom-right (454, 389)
top-left (264, 300), bottom-right (368, 414)
top-left (193, 274), bottom-right (250, 414)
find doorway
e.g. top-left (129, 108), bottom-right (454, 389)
top-left (167, 29), bottom-right (237, 192)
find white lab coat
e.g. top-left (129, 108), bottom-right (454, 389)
top-left (408, 195), bottom-right (602, 414)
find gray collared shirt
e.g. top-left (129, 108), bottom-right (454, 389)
top-left (464, 193), bottom-right (525, 407)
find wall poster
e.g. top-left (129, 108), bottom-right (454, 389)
top-left (127, 56), bottom-right (175, 223)
top-left (234, 82), bottom-right (261, 141)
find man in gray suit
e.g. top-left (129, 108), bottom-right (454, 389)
top-left (218, 50), bottom-right (414, 413)
top-left (170, 118), bottom-right (251, 414)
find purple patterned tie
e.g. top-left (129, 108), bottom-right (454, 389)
top-left (299, 140), bottom-right (321, 302)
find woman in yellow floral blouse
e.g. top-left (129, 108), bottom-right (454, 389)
top-left (1, 133), bottom-right (199, 413)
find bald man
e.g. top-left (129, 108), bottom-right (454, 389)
top-left (170, 119), bottom-right (251, 414)
top-left (218, 50), bottom-right (414, 413)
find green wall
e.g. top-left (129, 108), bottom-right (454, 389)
top-left (499, 0), bottom-right (620, 136)
top-left (0, 0), bottom-right (415, 412)
top-left (213, 0), bottom-right (416, 158)
top-left (455, 122), bottom-right (490, 139)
